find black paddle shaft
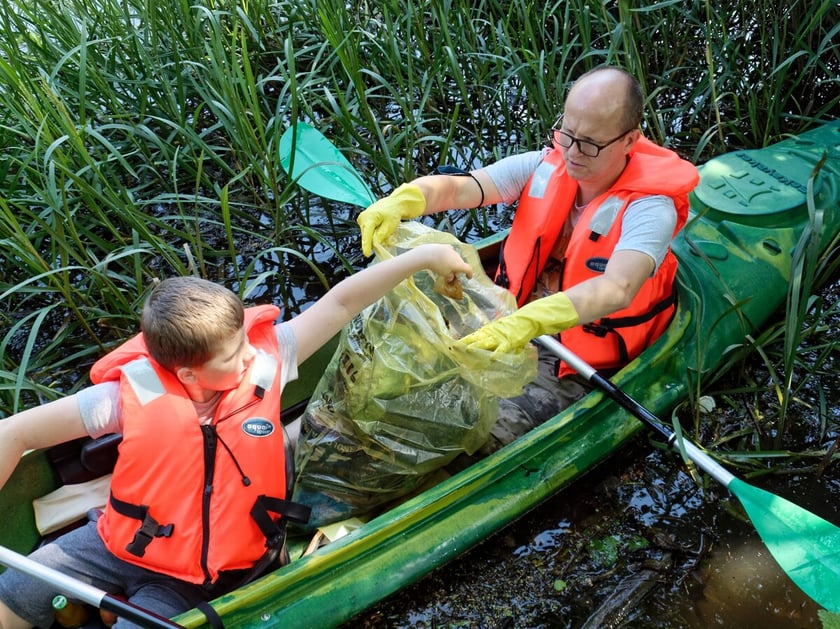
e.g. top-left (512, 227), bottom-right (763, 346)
top-left (535, 335), bottom-right (736, 487)
top-left (535, 336), bottom-right (672, 436)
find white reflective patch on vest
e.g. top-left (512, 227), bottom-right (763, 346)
top-left (250, 350), bottom-right (278, 391)
top-left (588, 196), bottom-right (625, 236)
top-left (527, 161), bottom-right (556, 199)
top-left (122, 358), bottom-right (166, 406)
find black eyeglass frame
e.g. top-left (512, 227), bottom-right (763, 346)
top-left (547, 116), bottom-right (636, 158)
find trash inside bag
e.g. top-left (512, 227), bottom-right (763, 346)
top-left (293, 222), bottom-right (538, 528)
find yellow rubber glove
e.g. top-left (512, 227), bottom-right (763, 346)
top-left (460, 291), bottom-right (580, 353)
top-left (357, 183), bottom-right (426, 257)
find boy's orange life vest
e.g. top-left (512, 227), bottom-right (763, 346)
top-left (495, 138), bottom-right (699, 376)
top-left (90, 305), bottom-right (308, 585)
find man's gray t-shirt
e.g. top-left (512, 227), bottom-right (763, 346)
top-left (481, 149), bottom-right (677, 269)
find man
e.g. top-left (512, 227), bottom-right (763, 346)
top-left (357, 66), bottom-right (699, 449)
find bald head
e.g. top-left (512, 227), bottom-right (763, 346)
top-left (566, 67), bottom-right (643, 132)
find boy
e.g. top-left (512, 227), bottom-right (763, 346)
top-left (0, 242), bottom-right (472, 628)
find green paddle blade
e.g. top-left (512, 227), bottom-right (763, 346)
top-left (279, 121), bottom-right (375, 208)
top-left (730, 477), bottom-right (840, 612)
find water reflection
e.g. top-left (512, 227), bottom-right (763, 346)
top-left (679, 535), bottom-right (821, 628)
top-left (351, 441), bottom-right (830, 628)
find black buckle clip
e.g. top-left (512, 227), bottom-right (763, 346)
top-left (125, 512), bottom-right (174, 557)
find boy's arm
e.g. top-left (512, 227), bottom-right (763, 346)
top-left (0, 395), bottom-right (89, 491)
top-left (287, 243), bottom-right (472, 364)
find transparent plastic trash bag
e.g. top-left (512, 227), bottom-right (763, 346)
top-left (293, 223), bottom-right (537, 527)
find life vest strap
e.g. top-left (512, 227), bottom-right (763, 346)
top-left (108, 492), bottom-right (174, 557)
top-left (250, 495), bottom-right (311, 549)
top-left (196, 601), bottom-right (226, 629)
top-left (580, 285), bottom-right (678, 364)
top-left (587, 283), bottom-right (677, 333)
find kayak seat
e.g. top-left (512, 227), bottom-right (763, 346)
top-left (81, 433), bottom-right (123, 477)
top-left (46, 433), bottom-right (123, 486)
top-left (35, 436), bottom-right (121, 543)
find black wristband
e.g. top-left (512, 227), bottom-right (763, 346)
top-left (434, 165), bottom-right (485, 207)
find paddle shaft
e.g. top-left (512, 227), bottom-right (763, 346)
top-left (535, 335), bottom-right (735, 487)
top-left (0, 546), bottom-right (184, 629)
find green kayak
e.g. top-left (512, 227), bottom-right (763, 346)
top-left (1, 121), bottom-right (839, 628)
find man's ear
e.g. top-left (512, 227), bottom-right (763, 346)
top-left (624, 129), bottom-right (641, 151)
top-left (175, 366), bottom-right (197, 384)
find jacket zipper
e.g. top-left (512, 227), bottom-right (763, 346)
top-left (200, 425), bottom-right (217, 586)
top-left (199, 394), bottom-right (262, 585)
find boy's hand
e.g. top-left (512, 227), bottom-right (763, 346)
top-left (434, 274), bottom-right (464, 300)
top-left (358, 184), bottom-right (426, 257)
top-left (418, 243), bottom-right (473, 282)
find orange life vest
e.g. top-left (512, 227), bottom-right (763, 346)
top-left (90, 305), bottom-right (308, 585)
top-left (495, 138), bottom-right (699, 376)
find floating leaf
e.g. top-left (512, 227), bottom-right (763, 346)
top-left (818, 609), bottom-right (840, 629)
top-left (698, 395), bottom-right (716, 413)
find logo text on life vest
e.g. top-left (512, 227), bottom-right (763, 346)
top-left (242, 418), bottom-right (275, 437)
top-left (585, 257), bottom-right (608, 273)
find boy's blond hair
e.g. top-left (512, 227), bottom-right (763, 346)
top-left (140, 276), bottom-right (244, 370)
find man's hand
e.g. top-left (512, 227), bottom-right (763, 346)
top-left (460, 291), bottom-right (580, 353)
top-left (357, 183), bottom-right (426, 256)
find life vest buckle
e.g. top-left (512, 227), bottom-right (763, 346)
top-left (126, 513), bottom-right (174, 557)
top-left (582, 322), bottom-right (611, 338)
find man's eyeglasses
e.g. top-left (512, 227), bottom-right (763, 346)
top-left (548, 117), bottom-right (636, 158)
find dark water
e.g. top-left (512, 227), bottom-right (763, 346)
top-left (348, 438), bottom-right (832, 628)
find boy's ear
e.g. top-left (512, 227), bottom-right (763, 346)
top-left (175, 366), bottom-right (197, 384)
